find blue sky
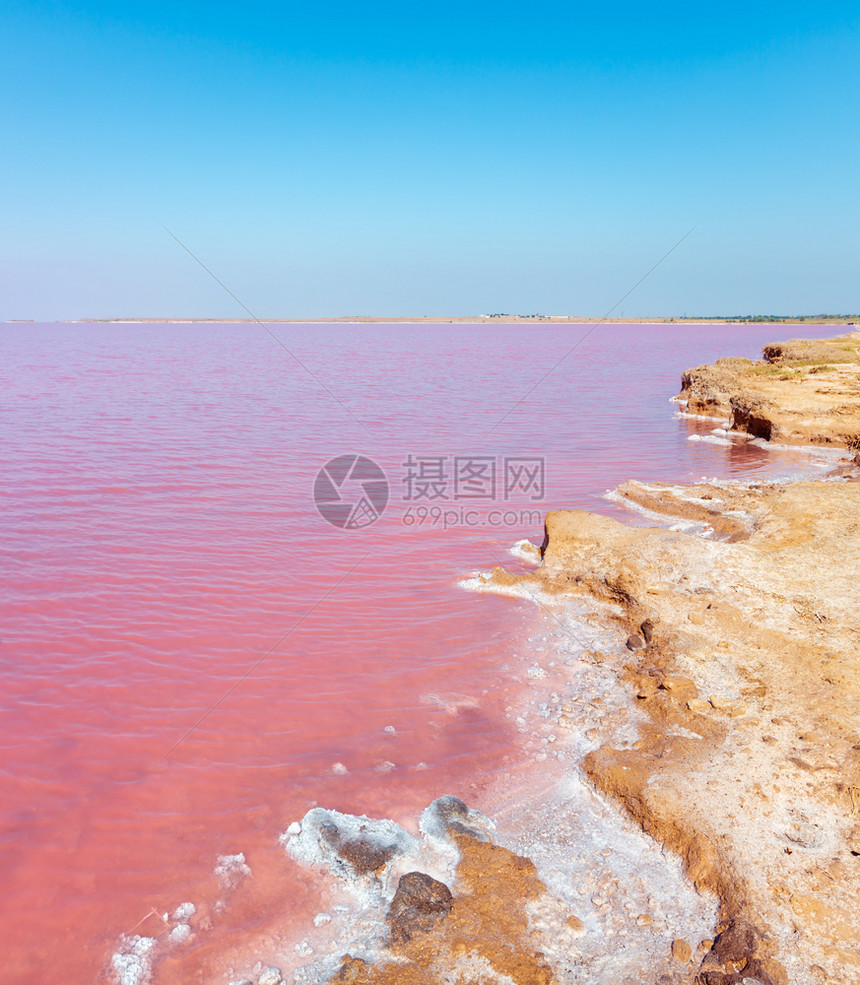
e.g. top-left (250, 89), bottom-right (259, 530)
top-left (2, 1), bottom-right (858, 318)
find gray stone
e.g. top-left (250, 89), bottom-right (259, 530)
top-left (387, 871), bottom-right (453, 943)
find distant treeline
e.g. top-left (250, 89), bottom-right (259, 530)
top-left (696, 314), bottom-right (859, 323)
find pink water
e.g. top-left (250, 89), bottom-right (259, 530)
top-left (0, 320), bottom-right (843, 983)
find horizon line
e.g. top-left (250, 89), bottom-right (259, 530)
top-left (4, 314), bottom-right (859, 325)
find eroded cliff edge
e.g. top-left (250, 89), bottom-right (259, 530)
top-left (677, 331), bottom-right (860, 449)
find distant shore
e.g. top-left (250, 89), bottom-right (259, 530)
top-left (17, 315), bottom-right (858, 326)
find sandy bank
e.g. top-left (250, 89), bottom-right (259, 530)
top-left (677, 331), bottom-right (860, 450)
top-left (518, 477), bottom-right (860, 985)
top-left (472, 334), bottom-right (860, 984)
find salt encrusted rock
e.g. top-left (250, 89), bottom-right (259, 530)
top-left (258, 967), bottom-right (283, 985)
top-left (387, 871), bottom-right (453, 943)
top-left (111, 935), bottom-right (157, 985)
top-left (283, 806), bottom-right (417, 883)
top-left (419, 795), bottom-right (495, 843)
top-left (171, 901), bottom-right (195, 921)
top-left (313, 912), bottom-right (332, 926)
top-left (215, 852), bottom-right (251, 889)
top-left (168, 923), bottom-right (192, 945)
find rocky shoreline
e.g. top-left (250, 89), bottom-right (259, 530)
top-left (492, 332), bottom-right (860, 984)
top-left (537, 474), bottom-right (860, 984)
top-left (173, 333), bottom-right (860, 985)
top-left (677, 331), bottom-right (860, 451)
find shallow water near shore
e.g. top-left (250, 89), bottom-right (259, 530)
top-left (0, 320), bottom-right (845, 983)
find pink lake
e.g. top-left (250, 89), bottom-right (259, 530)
top-left (0, 320), bottom-right (844, 983)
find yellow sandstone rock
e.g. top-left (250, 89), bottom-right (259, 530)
top-left (671, 939), bottom-right (692, 963)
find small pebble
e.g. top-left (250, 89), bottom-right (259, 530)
top-left (567, 915), bottom-right (585, 935)
top-left (672, 939), bottom-right (692, 963)
top-left (313, 912), bottom-right (332, 927)
top-left (258, 968), bottom-right (282, 985)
